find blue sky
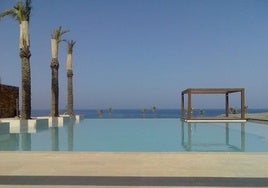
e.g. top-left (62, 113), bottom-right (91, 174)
top-left (0, 0), bottom-right (268, 110)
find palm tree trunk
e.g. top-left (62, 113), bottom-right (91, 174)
top-left (50, 58), bottom-right (59, 117)
top-left (66, 52), bottom-right (74, 116)
top-left (67, 70), bottom-right (73, 115)
top-left (19, 38), bottom-right (31, 120)
top-left (19, 21), bottom-right (29, 48)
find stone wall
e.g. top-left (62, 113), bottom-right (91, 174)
top-left (0, 84), bottom-right (19, 118)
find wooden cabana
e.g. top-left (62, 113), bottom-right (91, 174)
top-left (181, 88), bottom-right (246, 122)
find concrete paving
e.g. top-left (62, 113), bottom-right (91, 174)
top-left (0, 152), bottom-right (268, 187)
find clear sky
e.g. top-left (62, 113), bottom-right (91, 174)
top-left (0, 0), bottom-right (268, 110)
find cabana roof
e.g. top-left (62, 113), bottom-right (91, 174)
top-left (181, 88), bottom-right (244, 94)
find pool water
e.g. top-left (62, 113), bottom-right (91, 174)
top-left (0, 118), bottom-right (267, 152)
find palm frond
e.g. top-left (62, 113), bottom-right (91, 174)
top-left (0, 9), bottom-right (17, 21)
top-left (59, 39), bottom-right (67, 43)
top-left (14, 2), bottom-right (24, 22)
top-left (25, 0), bottom-right (32, 21)
top-left (0, 0), bottom-right (32, 23)
top-left (51, 26), bottom-right (70, 42)
top-left (66, 40), bottom-right (76, 54)
top-left (60, 30), bottom-right (70, 36)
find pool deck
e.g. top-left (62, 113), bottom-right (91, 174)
top-left (183, 112), bottom-right (268, 123)
top-left (0, 152), bottom-right (268, 187)
top-left (246, 112), bottom-right (268, 123)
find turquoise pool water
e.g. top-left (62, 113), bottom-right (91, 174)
top-left (0, 118), bottom-right (267, 152)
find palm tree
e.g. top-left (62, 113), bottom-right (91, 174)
top-left (50, 26), bottom-right (69, 117)
top-left (230, 107), bottom-right (238, 114)
top-left (66, 40), bottom-right (75, 116)
top-left (108, 107), bottom-right (113, 116)
top-left (0, 0), bottom-right (32, 119)
top-left (199, 109), bottom-right (204, 117)
top-left (97, 109), bottom-right (104, 118)
top-left (151, 106), bottom-right (157, 117)
top-left (141, 108), bottom-right (147, 117)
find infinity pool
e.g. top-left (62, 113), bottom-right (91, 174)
top-left (0, 118), bottom-right (267, 152)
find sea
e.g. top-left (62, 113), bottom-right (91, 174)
top-left (31, 109), bottom-right (268, 119)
